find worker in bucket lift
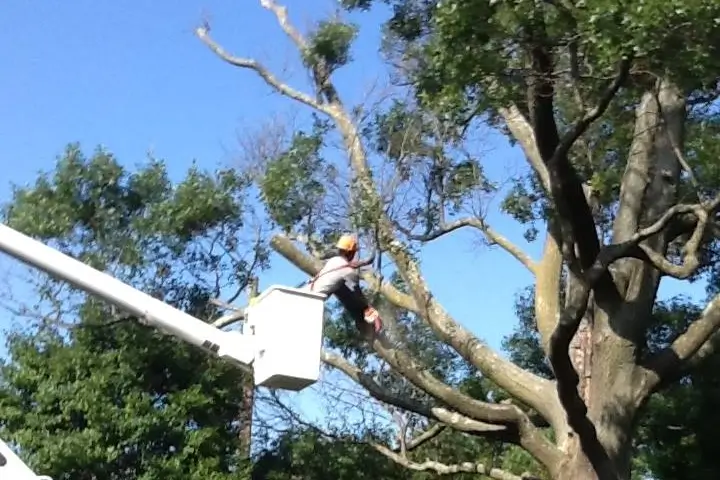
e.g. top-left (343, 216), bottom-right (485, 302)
top-left (306, 234), bottom-right (383, 335)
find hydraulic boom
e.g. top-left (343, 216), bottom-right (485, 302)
top-left (0, 224), bottom-right (255, 368)
top-left (0, 223), bottom-right (326, 478)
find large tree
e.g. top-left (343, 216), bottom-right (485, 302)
top-left (194, 1), bottom-right (720, 479)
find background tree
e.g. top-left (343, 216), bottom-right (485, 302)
top-left (0, 145), bottom-right (268, 478)
top-left (195, 1), bottom-right (720, 479)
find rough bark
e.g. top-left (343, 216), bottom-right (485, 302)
top-left (501, 71), bottom-right (689, 480)
top-left (237, 278), bottom-right (259, 457)
top-left (552, 79), bottom-right (688, 480)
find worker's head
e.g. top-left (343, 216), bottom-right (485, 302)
top-left (336, 234), bottom-right (358, 260)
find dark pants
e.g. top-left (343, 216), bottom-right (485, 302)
top-left (332, 284), bottom-right (375, 338)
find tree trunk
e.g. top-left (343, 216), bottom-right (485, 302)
top-left (238, 277), bottom-right (259, 458)
top-left (238, 378), bottom-right (255, 457)
top-left (553, 425), bottom-right (634, 480)
top-left (556, 440), bottom-right (599, 480)
top-left (554, 397), bottom-right (636, 480)
top-left (553, 303), bottom-right (642, 480)
top-left (552, 79), bottom-right (687, 480)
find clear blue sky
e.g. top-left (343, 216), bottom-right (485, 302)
top-left (0, 0), bottom-right (703, 428)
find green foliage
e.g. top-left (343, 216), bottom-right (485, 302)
top-left (4, 143), bottom-right (260, 283)
top-left (367, 0), bottom-right (720, 111)
top-left (0, 145), bottom-right (264, 479)
top-left (632, 298), bottom-right (720, 480)
top-left (362, 100), bottom-right (496, 238)
top-left (252, 429), bottom-right (407, 479)
top-left (345, 0), bottom-right (720, 246)
top-left (259, 121), bottom-right (339, 236)
top-left (302, 20), bottom-right (359, 72)
top-left (0, 321), bottom-right (251, 479)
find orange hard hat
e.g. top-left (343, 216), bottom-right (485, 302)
top-left (336, 234), bottom-right (358, 252)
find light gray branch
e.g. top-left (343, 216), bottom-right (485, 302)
top-left (370, 442), bottom-right (540, 479)
top-left (195, 24), bottom-right (330, 115)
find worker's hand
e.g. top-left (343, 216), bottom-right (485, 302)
top-left (363, 307), bottom-right (382, 333)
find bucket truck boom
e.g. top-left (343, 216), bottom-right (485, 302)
top-left (0, 223), bottom-right (326, 479)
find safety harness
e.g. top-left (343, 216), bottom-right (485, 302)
top-left (308, 258), bottom-right (356, 291)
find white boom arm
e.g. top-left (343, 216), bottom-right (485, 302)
top-left (0, 224), bottom-right (254, 367)
top-left (0, 223), bottom-right (259, 479)
top-left (0, 439), bottom-right (51, 479)
top-left (0, 223), bottom-right (326, 478)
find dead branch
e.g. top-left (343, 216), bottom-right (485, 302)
top-left (395, 217), bottom-right (537, 274)
top-left (404, 423), bottom-right (446, 451)
top-left (370, 442), bottom-right (539, 479)
top-left (195, 24), bottom-right (331, 115)
top-left (322, 350), bottom-right (505, 435)
top-left (259, 0), bottom-right (307, 50)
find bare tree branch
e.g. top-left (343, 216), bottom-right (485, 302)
top-left (404, 423), bottom-right (446, 451)
top-left (499, 105), bottom-right (551, 194)
top-left (370, 442), bottom-right (539, 479)
top-left (534, 227), bottom-right (563, 356)
top-left (322, 350), bottom-right (505, 435)
top-left (259, 0), bottom-right (307, 50)
top-left (683, 330), bottom-right (720, 372)
top-left (396, 217), bottom-right (537, 274)
top-left (551, 56), bottom-right (633, 164)
top-left (382, 240), bottom-right (561, 427)
top-left (643, 290), bottom-right (720, 392)
top-left (589, 193), bottom-right (720, 281)
top-left (195, 24), bottom-right (330, 115)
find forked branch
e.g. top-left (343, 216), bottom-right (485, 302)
top-left (272, 235), bottom-right (560, 467)
top-left (195, 23), bottom-right (330, 115)
top-left (592, 192), bottom-right (720, 280)
top-left (322, 350), bottom-right (506, 435)
top-left (272, 234), bottom-right (557, 418)
top-left (259, 0), bottom-right (307, 50)
top-left (395, 217), bottom-right (537, 274)
top-left (551, 56), bottom-right (633, 164)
